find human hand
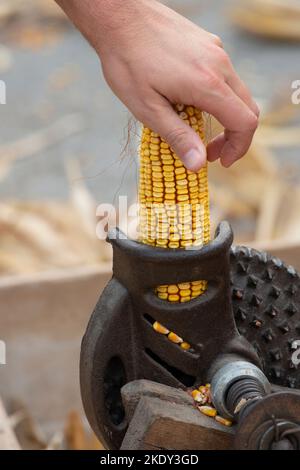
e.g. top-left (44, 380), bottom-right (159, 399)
top-left (56, 0), bottom-right (259, 171)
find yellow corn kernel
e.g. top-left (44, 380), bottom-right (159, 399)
top-left (167, 285), bottom-right (179, 294)
top-left (178, 283), bottom-right (191, 290)
top-left (156, 286), bottom-right (168, 292)
top-left (168, 332), bottom-right (183, 344)
top-left (176, 179), bottom-right (188, 187)
top-left (191, 390), bottom-right (205, 403)
top-left (153, 321), bottom-right (169, 335)
top-left (169, 242), bottom-right (180, 249)
top-left (215, 416), bottom-right (233, 427)
top-left (198, 406), bottom-right (217, 418)
top-left (168, 294), bottom-right (180, 302)
top-left (157, 292), bottom-right (168, 300)
top-left (180, 289), bottom-right (192, 297)
top-left (160, 142), bottom-right (169, 149)
top-left (180, 342), bottom-right (191, 350)
top-left (175, 167), bottom-right (186, 175)
top-left (175, 173), bottom-right (187, 181)
top-left (176, 104), bottom-right (185, 112)
top-left (192, 280), bottom-right (204, 286)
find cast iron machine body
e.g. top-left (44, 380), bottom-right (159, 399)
top-left (80, 222), bottom-right (300, 450)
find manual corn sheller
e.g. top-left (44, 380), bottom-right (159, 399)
top-left (80, 107), bottom-right (300, 450)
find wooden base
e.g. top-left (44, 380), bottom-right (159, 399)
top-left (121, 380), bottom-right (234, 450)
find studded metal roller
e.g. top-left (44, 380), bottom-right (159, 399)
top-left (230, 246), bottom-right (300, 390)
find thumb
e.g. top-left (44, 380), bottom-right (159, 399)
top-left (144, 101), bottom-right (207, 171)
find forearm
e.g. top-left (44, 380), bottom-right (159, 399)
top-left (55, 0), bottom-right (155, 56)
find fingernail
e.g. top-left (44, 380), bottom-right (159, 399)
top-left (183, 148), bottom-right (206, 171)
top-left (252, 100), bottom-right (260, 117)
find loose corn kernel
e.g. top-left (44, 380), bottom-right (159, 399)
top-left (198, 406), bottom-right (217, 418)
top-left (168, 332), bottom-right (183, 344)
top-left (153, 321), bottom-right (169, 335)
top-left (215, 416), bottom-right (233, 427)
top-left (191, 390), bottom-right (206, 404)
top-left (180, 342), bottom-right (191, 350)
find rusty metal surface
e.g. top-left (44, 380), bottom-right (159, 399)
top-left (235, 391), bottom-right (300, 450)
top-left (231, 246), bottom-right (300, 389)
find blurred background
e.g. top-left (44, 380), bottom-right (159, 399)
top-left (0, 0), bottom-right (299, 450)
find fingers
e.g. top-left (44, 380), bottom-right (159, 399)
top-left (220, 128), bottom-right (254, 167)
top-left (196, 78), bottom-right (258, 134)
top-left (207, 129), bottom-right (254, 167)
top-left (207, 133), bottom-right (225, 163)
top-left (196, 44), bottom-right (259, 166)
top-left (140, 98), bottom-right (207, 171)
top-left (209, 33), bottom-right (224, 48)
top-left (225, 66), bottom-right (260, 118)
top-left (194, 79), bottom-right (258, 166)
top-left (214, 46), bottom-right (260, 118)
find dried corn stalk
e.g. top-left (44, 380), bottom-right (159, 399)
top-left (230, 0), bottom-right (300, 41)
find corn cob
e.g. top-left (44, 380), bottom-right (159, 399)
top-left (138, 105), bottom-right (210, 347)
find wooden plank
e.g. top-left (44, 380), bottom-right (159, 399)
top-left (121, 396), bottom-right (234, 451)
top-left (0, 265), bottom-right (111, 437)
top-left (121, 380), bottom-right (234, 451)
top-left (0, 399), bottom-right (20, 450)
top-left (122, 380), bottom-right (195, 423)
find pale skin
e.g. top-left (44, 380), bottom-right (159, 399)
top-left (55, 0), bottom-right (259, 171)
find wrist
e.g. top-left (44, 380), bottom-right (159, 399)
top-left (92, 0), bottom-right (142, 56)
